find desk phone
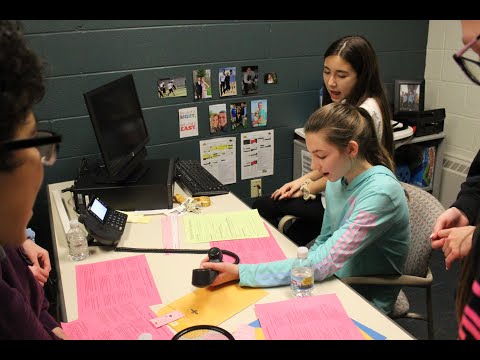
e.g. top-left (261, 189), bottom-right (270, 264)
top-left (78, 195), bottom-right (127, 246)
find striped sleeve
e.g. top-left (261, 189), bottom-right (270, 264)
top-left (238, 191), bottom-right (398, 287)
top-left (308, 192), bottom-right (397, 281)
top-left (458, 274), bottom-right (480, 339)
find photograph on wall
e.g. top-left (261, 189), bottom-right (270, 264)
top-left (208, 103), bottom-right (228, 134)
top-left (157, 76), bottom-right (187, 98)
top-left (230, 102), bottom-right (248, 131)
top-left (178, 107), bottom-right (199, 138)
top-left (219, 67), bottom-right (237, 97)
top-left (250, 99), bottom-right (268, 127)
top-left (241, 66), bottom-right (259, 95)
top-left (264, 72), bottom-right (278, 84)
top-left (192, 69), bottom-right (212, 101)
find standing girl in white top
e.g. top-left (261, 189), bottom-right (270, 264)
top-left (253, 35), bottom-right (394, 246)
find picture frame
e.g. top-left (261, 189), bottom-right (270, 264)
top-left (394, 79), bottom-right (425, 115)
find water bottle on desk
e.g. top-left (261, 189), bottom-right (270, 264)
top-left (66, 219), bottom-right (89, 261)
top-left (290, 246), bottom-right (314, 297)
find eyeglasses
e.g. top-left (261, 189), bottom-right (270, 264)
top-left (453, 34), bottom-right (480, 86)
top-left (0, 130), bottom-right (62, 166)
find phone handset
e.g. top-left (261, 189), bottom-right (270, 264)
top-left (191, 247), bottom-right (223, 288)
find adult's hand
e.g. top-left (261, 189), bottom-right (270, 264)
top-left (436, 225), bottom-right (475, 270)
top-left (22, 239), bottom-right (51, 286)
top-left (430, 207), bottom-right (469, 249)
top-left (52, 327), bottom-right (69, 340)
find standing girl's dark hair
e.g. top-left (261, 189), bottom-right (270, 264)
top-left (304, 102), bottom-right (394, 172)
top-left (322, 35), bottom-right (394, 157)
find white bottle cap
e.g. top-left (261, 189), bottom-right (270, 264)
top-left (137, 332), bottom-right (153, 340)
top-left (297, 246), bottom-right (309, 259)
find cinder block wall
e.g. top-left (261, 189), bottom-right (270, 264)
top-left (22, 20), bottom-right (428, 247)
top-left (424, 20), bottom-right (480, 207)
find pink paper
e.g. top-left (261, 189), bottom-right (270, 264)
top-left (161, 216), bottom-right (173, 250)
top-left (210, 223), bottom-right (287, 264)
top-left (75, 254), bottom-right (162, 318)
top-left (150, 310), bottom-right (184, 328)
top-left (62, 302), bottom-right (172, 340)
top-left (234, 324), bottom-right (256, 340)
top-left (255, 294), bottom-right (364, 340)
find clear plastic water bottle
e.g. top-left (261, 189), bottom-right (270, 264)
top-left (66, 219), bottom-right (89, 261)
top-left (290, 246), bottom-right (314, 297)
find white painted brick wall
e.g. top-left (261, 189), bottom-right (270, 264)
top-left (425, 20), bottom-right (480, 205)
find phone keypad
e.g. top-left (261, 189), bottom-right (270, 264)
top-left (105, 211), bottom-right (128, 231)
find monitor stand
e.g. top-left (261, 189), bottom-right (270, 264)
top-left (93, 162), bottom-right (150, 185)
top-left (72, 158), bottom-right (175, 211)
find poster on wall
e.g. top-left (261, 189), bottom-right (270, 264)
top-left (178, 107), bottom-right (199, 138)
top-left (199, 137), bottom-right (236, 185)
top-left (240, 129), bottom-right (274, 180)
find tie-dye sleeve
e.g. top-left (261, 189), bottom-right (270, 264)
top-left (309, 209), bottom-right (332, 252)
top-left (239, 205), bottom-right (333, 288)
top-left (238, 190), bottom-right (403, 288)
top-left (308, 191), bottom-right (399, 282)
top-left (238, 258), bottom-right (296, 287)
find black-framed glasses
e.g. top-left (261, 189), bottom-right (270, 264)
top-left (0, 130), bottom-right (62, 166)
top-left (453, 34), bottom-right (480, 86)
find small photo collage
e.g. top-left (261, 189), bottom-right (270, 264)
top-left (159, 65), bottom-right (274, 138)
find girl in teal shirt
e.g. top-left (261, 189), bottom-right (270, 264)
top-left (201, 103), bottom-right (410, 314)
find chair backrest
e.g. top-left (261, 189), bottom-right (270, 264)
top-left (401, 182), bottom-right (445, 277)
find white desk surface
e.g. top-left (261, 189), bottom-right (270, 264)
top-left (47, 180), bottom-right (413, 340)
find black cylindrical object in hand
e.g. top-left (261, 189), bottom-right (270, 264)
top-left (191, 247), bottom-right (222, 287)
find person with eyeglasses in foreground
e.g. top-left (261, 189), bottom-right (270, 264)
top-left (429, 20), bottom-right (480, 340)
top-left (0, 20), bottom-right (66, 339)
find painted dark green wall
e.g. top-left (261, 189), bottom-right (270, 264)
top-left (22, 20), bottom-right (428, 247)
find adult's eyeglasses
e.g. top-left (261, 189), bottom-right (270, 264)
top-left (453, 34), bottom-right (480, 86)
top-left (0, 130), bottom-right (62, 166)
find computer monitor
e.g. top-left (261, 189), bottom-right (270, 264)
top-left (83, 74), bottom-right (150, 184)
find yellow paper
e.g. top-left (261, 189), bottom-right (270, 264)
top-left (156, 283), bottom-right (268, 332)
top-left (358, 328), bottom-right (373, 340)
top-left (183, 209), bottom-right (269, 243)
top-left (121, 211), bottom-right (152, 224)
top-left (254, 327), bottom-right (265, 340)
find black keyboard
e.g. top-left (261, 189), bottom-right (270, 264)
top-left (175, 159), bottom-right (229, 197)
